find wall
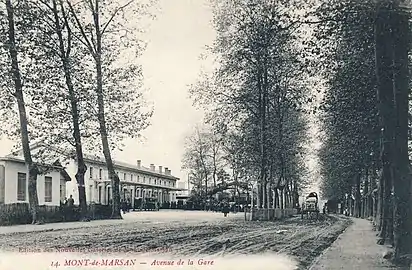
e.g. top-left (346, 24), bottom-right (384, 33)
top-left (3, 161), bottom-right (62, 206)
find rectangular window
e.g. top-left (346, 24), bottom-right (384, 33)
top-left (154, 179), bottom-right (157, 185)
top-left (60, 184), bottom-right (64, 200)
top-left (17, 173), bottom-right (26, 201)
top-left (124, 173), bottom-right (126, 180)
top-left (99, 169), bottom-right (102, 180)
top-left (89, 167), bottom-right (93, 178)
top-left (44, 176), bottom-right (52, 203)
top-left (89, 185), bottom-right (93, 202)
top-left (98, 186), bottom-right (102, 203)
top-left (131, 174), bottom-right (133, 182)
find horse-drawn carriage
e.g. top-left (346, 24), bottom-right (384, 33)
top-left (301, 192), bottom-right (319, 219)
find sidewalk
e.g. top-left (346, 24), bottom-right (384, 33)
top-left (0, 212), bottom-right (140, 235)
top-left (309, 218), bottom-right (399, 270)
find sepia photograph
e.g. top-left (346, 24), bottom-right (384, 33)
top-left (0, 0), bottom-right (411, 269)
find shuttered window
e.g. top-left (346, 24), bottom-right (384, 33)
top-left (17, 173), bottom-right (26, 201)
top-left (45, 176), bottom-right (52, 202)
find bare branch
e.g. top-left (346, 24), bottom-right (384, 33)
top-left (66, 0), bottom-right (97, 58)
top-left (101, 0), bottom-right (134, 36)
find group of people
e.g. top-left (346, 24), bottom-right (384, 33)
top-left (62, 195), bottom-right (75, 207)
top-left (61, 195), bottom-right (75, 220)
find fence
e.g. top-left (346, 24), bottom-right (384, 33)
top-left (249, 208), bottom-right (298, 221)
top-left (0, 203), bottom-right (112, 226)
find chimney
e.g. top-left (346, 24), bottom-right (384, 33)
top-left (159, 166), bottom-right (163, 174)
top-left (137, 160), bottom-right (141, 169)
top-left (150, 164), bottom-right (155, 171)
top-left (168, 169), bottom-right (172, 175)
top-left (164, 168), bottom-right (171, 175)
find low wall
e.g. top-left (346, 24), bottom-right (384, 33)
top-left (250, 208), bottom-right (298, 221)
top-left (0, 203), bottom-right (112, 226)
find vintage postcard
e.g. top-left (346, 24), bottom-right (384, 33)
top-left (0, 0), bottom-right (411, 270)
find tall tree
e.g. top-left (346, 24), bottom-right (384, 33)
top-left (66, 0), bottom-right (152, 218)
top-left (42, 0), bottom-right (89, 220)
top-left (377, 1), bottom-right (412, 265)
top-left (2, 0), bottom-right (40, 224)
top-left (190, 0), bottom-right (311, 212)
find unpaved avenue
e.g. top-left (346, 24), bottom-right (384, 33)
top-left (0, 211), bottom-right (351, 269)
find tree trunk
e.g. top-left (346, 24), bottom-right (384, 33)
top-left (280, 187), bottom-right (284, 209)
top-left (374, 3), bottom-right (395, 244)
top-left (51, 0), bottom-right (88, 220)
top-left (93, 1), bottom-right (121, 219)
top-left (378, 171), bottom-right (384, 231)
top-left (5, 0), bottom-right (40, 224)
top-left (355, 173), bottom-right (361, 218)
top-left (364, 169), bottom-right (369, 218)
top-left (293, 179), bottom-right (299, 208)
top-left (391, 7), bottom-right (412, 266)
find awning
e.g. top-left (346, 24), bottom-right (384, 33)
top-left (94, 179), bottom-right (185, 191)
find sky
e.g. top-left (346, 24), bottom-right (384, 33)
top-left (0, 0), bottom-right (322, 193)
top-left (0, 0), bottom-right (214, 183)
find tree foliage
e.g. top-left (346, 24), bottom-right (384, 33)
top-left (187, 0), bottom-right (311, 209)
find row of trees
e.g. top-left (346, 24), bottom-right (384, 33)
top-left (183, 0), bottom-right (411, 266)
top-left (0, 0), bottom-right (152, 223)
top-left (183, 0), bottom-right (312, 210)
top-left (317, 0), bottom-right (411, 266)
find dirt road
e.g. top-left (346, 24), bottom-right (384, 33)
top-left (0, 211), bottom-right (351, 269)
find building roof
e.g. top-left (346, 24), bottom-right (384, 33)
top-left (82, 154), bottom-right (179, 181)
top-left (0, 156), bottom-right (72, 182)
top-left (7, 142), bottom-right (179, 181)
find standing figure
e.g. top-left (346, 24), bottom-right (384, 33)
top-left (67, 195), bottom-right (74, 206)
top-left (61, 197), bottom-right (68, 221)
top-left (222, 202), bottom-right (230, 217)
top-left (121, 199), bottom-right (126, 214)
top-left (126, 198), bottom-right (131, 212)
top-left (67, 195), bottom-right (74, 221)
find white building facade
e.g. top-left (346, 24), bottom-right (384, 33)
top-left (0, 156), bottom-right (69, 206)
top-left (2, 143), bottom-right (181, 207)
top-left (65, 155), bottom-right (181, 206)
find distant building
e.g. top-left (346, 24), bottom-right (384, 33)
top-left (176, 181), bottom-right (189, 202)
top-left (2, 143), bottom-right (181, 207)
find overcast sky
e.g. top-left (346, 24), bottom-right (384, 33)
top-left (0, 0), bottom-right (214, 182)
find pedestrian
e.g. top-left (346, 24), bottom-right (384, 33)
top-left (126, 199), bottom-right (130, 212)
top-left (222, 202), bottom-right (229, 217)
top-left (67, 195), bottom-right (74, 206)
top-left (61, 197), bottom-right (68, 221)
top-left (121, 199), bottom-right (126, 214)
top-left (67, 195), bottom-right (74, 221)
